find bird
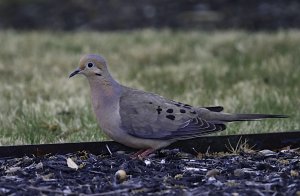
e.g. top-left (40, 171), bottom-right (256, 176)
top-left (69, 54), bottom-right (287, 158)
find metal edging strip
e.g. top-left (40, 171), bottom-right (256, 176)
top-left (0, 131), bottom-right (299, 158)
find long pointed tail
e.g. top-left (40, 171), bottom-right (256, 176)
top-left (221, 113), bottom-right (288, 122)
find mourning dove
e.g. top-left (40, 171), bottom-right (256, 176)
top-left (69, 54), bottom-right (287, 158)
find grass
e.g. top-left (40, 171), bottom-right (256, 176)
top-left (0, 29), bottom-right (299, 145)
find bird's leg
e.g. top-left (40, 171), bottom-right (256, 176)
top-left (130, 148), bottom-right (155, 159)
top-left (130, 149), bottom-right (146, 159)
top-left (137, 148), bottom-right (155, 159)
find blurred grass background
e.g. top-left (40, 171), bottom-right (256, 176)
top-left (0, 29), bottom-right (299, 145)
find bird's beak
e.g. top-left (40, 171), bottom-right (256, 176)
top-left (69, 68), bottom-right (81, 78)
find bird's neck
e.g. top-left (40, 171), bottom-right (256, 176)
top-left (87, 76), bottom-right (121, 110)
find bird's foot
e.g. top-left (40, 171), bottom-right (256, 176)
top-left (130, 148), bottom-right (155, 160)
top-left (130, 149), bottom-right (145, 159)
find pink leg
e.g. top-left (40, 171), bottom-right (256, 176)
top-left (130, 149), bottom-right (146, 159)
top-left (130, 148), bottom-right (155, 159)
top-left (138, 148), bottom-right (155, 159)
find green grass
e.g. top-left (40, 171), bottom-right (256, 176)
top-left (0, 29), bottom-right (299, 145)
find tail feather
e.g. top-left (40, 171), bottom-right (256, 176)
top-left (224, 113), bottom-right (288, 122)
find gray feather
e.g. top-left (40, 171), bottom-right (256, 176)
top-left (119, 86), bottom-right (287, 141)
top-left (119, 87), bottom-right (226, 140)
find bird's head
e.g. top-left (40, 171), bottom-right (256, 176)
top-left (69, 54), bottom-right (108, 78)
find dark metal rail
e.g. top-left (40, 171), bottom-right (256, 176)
top-left (0, 131), bottom-right (299, 158)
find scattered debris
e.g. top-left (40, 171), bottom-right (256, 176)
top-left (0, 148), bottom-right (299, 195)
top-left (144, 159), bottom-right (151, 166)
top-left (206, 169), bottom-right (220, 178)
top-left (106, 144), bottom-right (112, 156)
top-left (258, 149), bottom-right (276, 157)
top-left (5, 167), bottom-right (21, 174)
top-left (35, 162), bottom-right (43, 170)
top-left (115, 169), bottom-right (127, 183)
top-left (66, 158), bottom-right (78, 170)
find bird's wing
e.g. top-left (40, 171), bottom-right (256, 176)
top-left (119, 87), bottom-right (226, 140)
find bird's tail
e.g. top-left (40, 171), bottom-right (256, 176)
top-left (218, 113), bottom-right (288, 122)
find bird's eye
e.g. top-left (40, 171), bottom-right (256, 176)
top-left (87, 62), bottom-right (94, 68)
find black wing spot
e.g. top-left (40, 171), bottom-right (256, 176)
top-left (205, 106), bottom-right (224, 112)
top-left (180, 109), bottom-right (186, 113)
top-left (174, 103), bottom-right (181, 107)
top-left (166, 115), bottom-right (175, 120)
top-left (183, 104), bottom-right (192, 109)
top-left (190, 111), bottom-right (196, 114)
top-left (149, 102), bottom-right (153, 104)
top-left (166, 109), bottom-right (173, 113)
top-left (156, 106), bottom-right (162, 114)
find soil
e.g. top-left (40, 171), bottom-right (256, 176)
top-left (0, 148), bottom-right (299, 195)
